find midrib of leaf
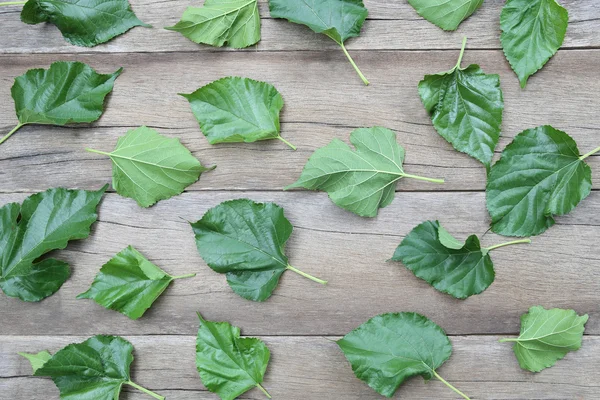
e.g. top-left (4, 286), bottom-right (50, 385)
top-left (90, 149), bottom-right (198, 173)
top-left (514, 315), bottom-right (580, 343)
top-left (181, 0), bottom-right (256, 29)
top-left (198, 99), bottom-right (277, 135)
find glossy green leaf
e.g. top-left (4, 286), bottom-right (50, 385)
top-left (19, 351), bottom-right (52, 374)
top-left (166, 0), bottom-right (260, 48)
top-left (392, 221), bottom-right (530, 299)
top-left (77, 246), bottom-right (195, 319)
top-left (501, 0), bottom-right (568, 87)
top-left (23, 335), bottom-right (165, 400)
top-left (500, 306), bottom-right (588, 372)
top-left (486, 126), bottom-right (599, 237)
top-left (407, 0), bottom-right (483, 30)
top-left (86, 126), bottom-right (214, 207)
top-left (269, 0), bottom-right (370, 85)
top-left (286, 127), bottom-right (444, 217)
top-left (196, 313), bottom-right (271, 400)
top-left (419, 38), bottom-right (503, 168)
top-left (181, 77), bottom-right (296, 150)
top-left (21, 0), bottom-right (149, 47)
top-left (191, 199), bottom-right (326, 301)
top-left (2, 61), bottom-right (121, 146)
top-left (0, 186), bottom-right (106, 302)
top-left (337, 312), bottom-right (470, 399)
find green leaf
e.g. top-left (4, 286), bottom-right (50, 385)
top-left (285, 127), bottom-right (444, 217)
top-left (269, 0), bottom-right (370, 85)
top-left (392, 221), bottom-right (530, 299)
top-left (77, 246), bottom-right (195, 319)
top-left (0, 186), bottom-right (106, 302)
top-left (86, 126), bottom-right (214, 207)
top-left (20, 0), bottom-right (150, 47)
top-left (337, 312), bottom-right (470, 399)
top-left (419, 38), bottom-right (504, 168)
top-left (486, 126), bottom-right (599, 237)
top-left (500, 306), bottom-right (588, 372)
top-left (19, 351), bottom-right (52, 374)
top-left (166, 0), bottom-right (260, 48)
top-left (27, 335), bottom-right (165, 400)
top-left (181, 77), bottom-right (296, 150)
top-left (500, 0), bottom-right (568, 88)
top-left (407, 0), bottom-right (484, 31)
top-left (191, 199), bottom-right (326, 301)
top-left (2, 61), bottom-right (121, 146)
top-left (196, 313), bottom-right (271, 400)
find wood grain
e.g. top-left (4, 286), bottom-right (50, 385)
top-left (1, 50), bottom-right (599, 192)
top-left (0, 0), bottom-right (597, 54)
top-left (0, 191), bottom-right (598, 336)
top-left (2, 335), bottom-right (598, 399)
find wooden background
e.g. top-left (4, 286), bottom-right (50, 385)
top-left (1, 0), bottom-right (599, 398)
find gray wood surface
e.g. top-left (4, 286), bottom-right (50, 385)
top-left (1, 0), bottom-right (598, 398)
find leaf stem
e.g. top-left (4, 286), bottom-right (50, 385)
top-left (485, 238), bottom-right (531, 252)
top-left (286, 265), bottom-right (327, 285)
top-left (256, 383), bottom-right (272, 399)
top-left (401, 173), bottom-right (445, 184)
top-left (85, 148), bottom-right (111, 156)
top-left (432, 370), bottom-right (471, 400)
top-left (498, 338), bottom-right (518, 343)
top-left (126, 381), bottom-right (165, 400)
top-left (0, 1), bottom-right (27, 6)
top-left (579, 146), bottom-right (600, 160)
top-left (455, 36), bottom-right (468, 70)
top-left (277, 136), bottom-right (297, 150)
top-left (171, 273), bottom-right (196, 280)
top-left (0, 123), bottom-right (25, 145)
top-left (339, 42), bottom-right (369, 85)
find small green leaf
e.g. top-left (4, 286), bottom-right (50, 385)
top-left (419, 38), bottom-right (504, 168)
top-left (181, 77), bottom-right (295, 150)
top-left (0, 186), bottom-right (106, 302)
top-left (392, 221), bottom-right (530, 299)
top-left (2, 61), bottom-right (121, 146)
top-left (487, 126), bottom-right (599, 237)
top-left (338, 312), bottom-right (470, 399)
top-left (501, 0), bottom-right (568, 87)
top-left (286, 127), bottom-right (444, 217)
top-left (28, 335), bottom-right (165, 399)
top-left (77, 246), bottom-right (195, 319)
top-left (407, 0), bottom-right (484, 31)
top-left (19, 351), bottom-right (52, 374)
top-left (269, 0), bottom-right (369, 85)
top-left (196, 313), bottom-right (271, 400)
top-left (166, 0), bottom-right (260, 48)
top-left (21, 0), bottom-right (150, 47)
top-left (191, 199), bottom-right (326, 301)
top-left (500, 306), bottom-right (588, 372)
top-left (86, 126), bottom-right (214, 207)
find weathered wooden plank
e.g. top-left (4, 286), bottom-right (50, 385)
top-left (0, 191), bottom-right (598, 336)
top-left (2, 335), bottom-right (598, 399)
top-left (1, 50), bottom-right (599, 192)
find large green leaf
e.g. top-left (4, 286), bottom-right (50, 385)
top-left (392, 221), bottom-right (530, 299)
top-left (86, 126), bottom-right (214, 207)
top-left (486, 126), bottom-right (599, 237)
top-left (419, 38), bottom-right (504, 168)
top-left (338, 312), bottom-right (470, 398)
top-left (501, 0), bottom-right (568, 87)
top-left (191, 199), bottom-right (326, 301)
top-left (181, 77), bottom-right (296, 150)
top-left (2, 61), bottom-right (121, 146)
top-left (21, 0), bottom-right (149, 47)
top-left (500, 306), bottom-right (588, 372)
top-left (269, 0), bottom-right (370, 85)
top-left (166, 0), bottom-right (260, 48)
top-left (286, 127), bottom-right (444, 217)
top-left (196, 313), bottom-right (271, 400)
top-left (77, 246), bottom-right (195, 319)
top-left (407, 0), bottom-right (484, 30)
top-left (21, 335), bottom-right (165, 400)
top-left (0, 186), bottom-right (106, 302)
